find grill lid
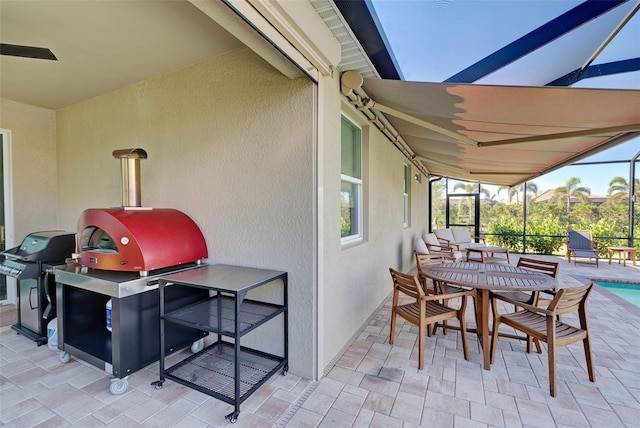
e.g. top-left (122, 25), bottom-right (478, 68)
top-left (0, 230), bottom-right (76, 279)
top-left (2, 230), bottom-right (75, 262)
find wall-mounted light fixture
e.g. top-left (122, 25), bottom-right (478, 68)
top-left (414, 173), bottom-right (422, 183)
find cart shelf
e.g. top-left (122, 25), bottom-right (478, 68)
top-left (162, 295), bottom-right (285, 336)
top-left (163, 341), bottom-right (284, 402)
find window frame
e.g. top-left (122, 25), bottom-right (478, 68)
top-left (340, 114), bottom-right (364, 244)
top-left (403, 164), bottom-right (410, 227)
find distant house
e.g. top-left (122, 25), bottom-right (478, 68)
top-left (533, 189), bottom-right (608, 205)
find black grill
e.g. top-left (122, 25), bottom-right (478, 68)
top-left (0, 230), bottom-right (75, 345)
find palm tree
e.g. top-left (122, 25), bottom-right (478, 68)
top-left (452, 182), bottom-right (490, 222)
top-left (497, 185), bottom-right (518, 204)
top-left (522, 181), bottom-right (538, 202)
top-left (607, 176), bottom-right (640, 204)
top-left (607, 176), bottom-right (628, 204)
top-left (498, 181), bottom-right (538, 204)
top-left (553, 177), bottom-right (591, 214)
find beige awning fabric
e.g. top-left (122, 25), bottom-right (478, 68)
top-left (359, 78), bottom-right (640, 187)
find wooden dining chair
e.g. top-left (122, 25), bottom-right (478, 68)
top-left (491, 257), bottom-right (559, 353)
top-left (490, 282), bottom-right (595, 397)
top-left (388, 268), bottom-right (470, 369)
top-left (415, 252), bottom-right (472, 335)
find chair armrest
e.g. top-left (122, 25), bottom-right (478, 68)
top-left (490, 291), bottom-right (554, 316)
top-left (436, 239), bottom-right (460, 251)
top-left (473, 236), bottom-right (486, 244)
top-left (428, 246), bottom-right (451, 254)
top-left (424, 288), bottom-right (474, 301)
top-left (437, 237), bottom-right (451, 246)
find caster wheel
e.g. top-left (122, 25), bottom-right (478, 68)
top-left (282, 364), bottom-right (288, 376)
top-left (191, 338), bottom-right (204, 353)
top-left (110, 377), bottom-right (129, 395)
top-left (151, 380), bottom-right (164, 390)
top-left (58, 352), bottom-right (70, 363)
top-left (225, 411), bottom-right (239, 423)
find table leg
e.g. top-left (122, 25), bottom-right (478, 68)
top-left (623, 251), bottom-right (626, 267)
top-left (475, 289), bottom-right (491, 370)
top-left (608, 249), bottom-right (613, 265)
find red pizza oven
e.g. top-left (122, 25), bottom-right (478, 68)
top-left (76, 148), bottom-right (208, 275)
top-left (77, 208), bottom-right (207, 274)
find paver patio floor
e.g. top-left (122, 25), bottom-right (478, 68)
top-left (1, 254), bottom-right (639, 427)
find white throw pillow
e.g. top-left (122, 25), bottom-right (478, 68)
top-left (414, 237), bottom-right (429, 254)
top-left (423, 233), bottom-right (441, 248)
top-left (434, 228), bottom-right (455, 243)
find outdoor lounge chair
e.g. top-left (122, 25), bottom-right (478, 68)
top-left (419, 234), bottom-right (464, 261)
top-left (434, 228), bottom-right (486, 250)
top-left (389, 268), bottom-right (471, 369)
top-left (490, 282), bottom-right (595, 397)
top-left (567, 229), bottom-right (599, 267)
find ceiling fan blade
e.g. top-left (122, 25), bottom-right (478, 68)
top-left (0, 43), bottom-right (57, 60)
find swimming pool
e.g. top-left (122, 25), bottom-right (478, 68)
top-left (593, 281), bottom-right (640, 307)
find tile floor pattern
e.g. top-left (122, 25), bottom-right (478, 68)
top-left (1, 254), bottom-right (639, 427)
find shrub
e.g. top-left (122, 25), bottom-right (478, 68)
top-left (526, 217), bottom-right (565, 254)
top-left (486, 218), bottom-right (522, 252)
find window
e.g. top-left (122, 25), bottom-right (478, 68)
top-left (341, 115), bottom-right (362, 241)
top-left (403, 164), bottom-right (410, 227)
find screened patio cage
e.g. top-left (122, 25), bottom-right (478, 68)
top-left (429, 149), bottom-right (640, 256)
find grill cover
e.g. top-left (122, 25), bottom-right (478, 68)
top-left (77, 208), bottom-right (208, 273)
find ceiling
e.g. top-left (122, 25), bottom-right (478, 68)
top-left (0, 1), bottom-right (244, 110)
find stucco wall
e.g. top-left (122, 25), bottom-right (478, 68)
top-left (320, 90), bottom-right (429, 372)
top-left (0, 98), bottom-right (58, 245)
top-left (55, 48), bottom-right (316, 377)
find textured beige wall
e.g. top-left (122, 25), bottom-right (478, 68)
top-left (0, 98), bottom-right (59, 244)
top-left (55, 48), bottom-right (317, 377)
top-left (1, 45), bottom-right (430, 380)
top-left (319, 92), bottom-right (429, 371)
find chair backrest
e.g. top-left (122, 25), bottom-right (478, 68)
top-left (389, 268), bottom-right (424, 300)
top-left (415, 253), bottom-right (444, 274)
top-left (547, 282), bottom-right (593, 316)
top-left (414, 237), bottom-right (430, 254)
top-left (451, 228), bottom-right (472, 244)
top-left (568, 229), bottom-right (594, 250)
top-left (423, 232), bottom-right (442, 248)
top-left (517, 257), bottom-right (559, 278)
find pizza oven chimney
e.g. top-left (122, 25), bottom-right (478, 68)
top-left (112, 148), bottom-right (147, 208)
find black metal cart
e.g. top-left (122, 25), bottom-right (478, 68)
top-left (152, 264), bottom-right (288, 423)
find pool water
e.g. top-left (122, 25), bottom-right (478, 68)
top-left (594, 281), bottom-right (640, 307)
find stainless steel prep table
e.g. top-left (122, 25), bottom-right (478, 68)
top-left (152, 264), bottom-right (288, 424)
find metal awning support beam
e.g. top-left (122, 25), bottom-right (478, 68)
top-left (367, 101), bottom-right (479, 146)
top-left (478, 124), bottom-right (640, 147)
top-left (341, 71), bottom-right (431, 176)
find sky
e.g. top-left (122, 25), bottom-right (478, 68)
top-left (368, 0), bottom-right (639, 195)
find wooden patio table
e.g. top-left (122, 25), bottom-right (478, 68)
top-left (466, 246), bottom-right (510, 263)
top-left (607, 246), bottom-right (637, 267)
top-left (420, 262), bottom-right (557, 370)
